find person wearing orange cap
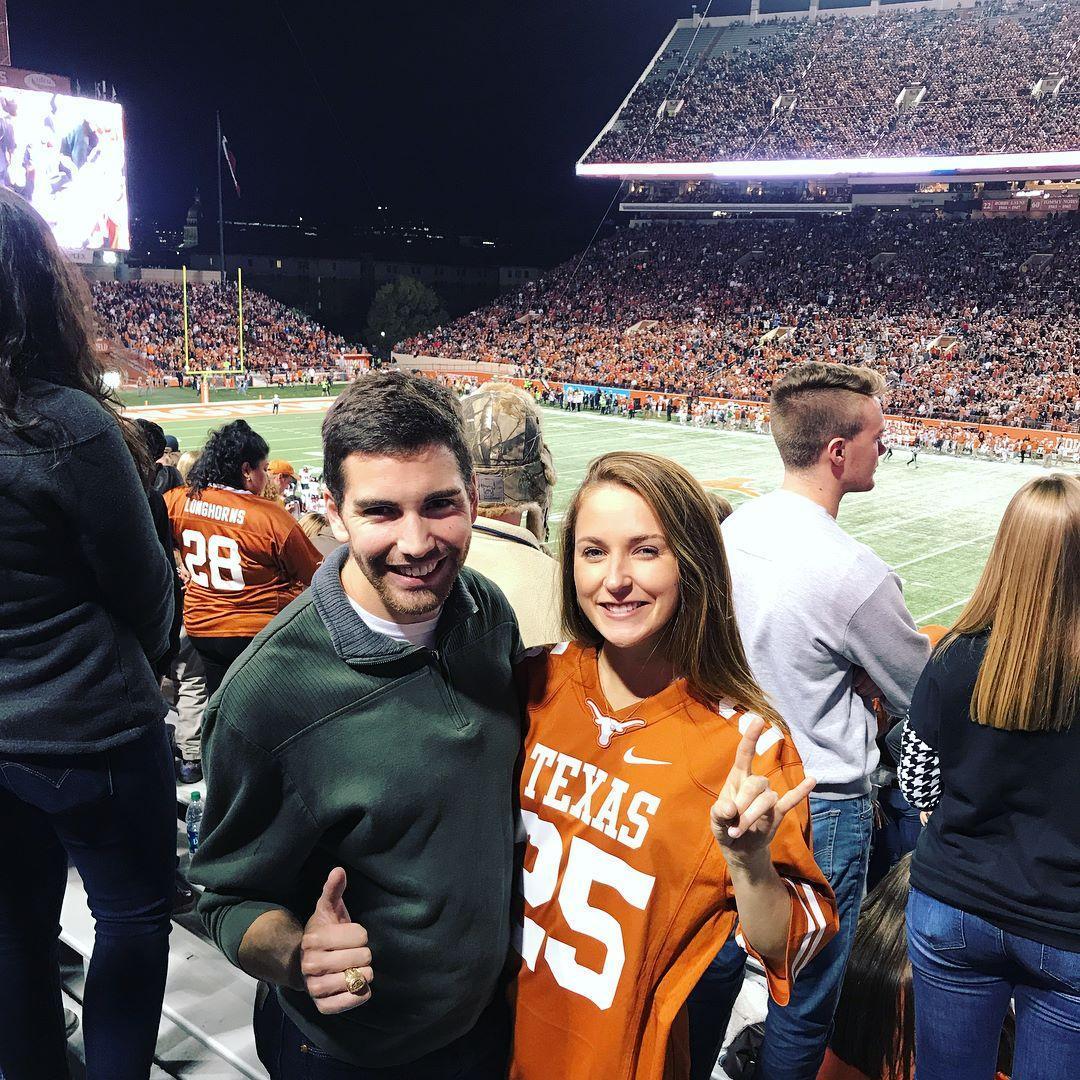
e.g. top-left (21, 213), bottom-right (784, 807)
top-left (267, 460), bottom-right (302, 518)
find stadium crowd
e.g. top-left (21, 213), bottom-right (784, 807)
top-left (586, 0), bottom-right (1080, 163)
top-left (3, 180), bottom-right (1080, 1080)
top-left (403, 213), bottom-right (1080, 432)
top-left (91, 280), bottom-right (360, 380)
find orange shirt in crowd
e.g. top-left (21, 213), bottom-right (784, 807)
top-left (164, 485), bottom-right (323, 638)
top-left (509, 642), bottom-right (838, 1080)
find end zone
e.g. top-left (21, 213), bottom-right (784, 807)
top-left (122, 398), bottom-right (335, 425)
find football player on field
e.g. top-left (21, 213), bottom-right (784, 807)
top-left (511, 452), bottom-right (837, 1080)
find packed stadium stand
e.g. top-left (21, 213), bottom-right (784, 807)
top-left (400, 214), bottom-right (1080, 431)
top-left (581, 0), bottom-right (1080, 165)
top-left (91, 281), bottom-right (360, 378)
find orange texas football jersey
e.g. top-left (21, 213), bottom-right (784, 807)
top-left (510, 642), bottom-right (837, 1080)
top-left (164, 485), bottom-right (322, 638)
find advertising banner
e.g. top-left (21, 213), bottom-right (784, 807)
top-left (561, 381), bottom-right (631, 398)
top-left (0, 65), bottom-right (72, 93)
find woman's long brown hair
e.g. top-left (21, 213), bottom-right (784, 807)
top-left (941, 472), bottom-right (1080, 732)
top-left (558, 451), bottom-right (785, 731)
top-left (830, 854), bottom-right (915, 1080)
top-left (0, 188), bottom-right (148, 473)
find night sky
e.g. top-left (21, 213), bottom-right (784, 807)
top-left (11, 1), bottom-right (696, 257)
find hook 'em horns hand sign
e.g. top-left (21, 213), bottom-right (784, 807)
top-left (710, 716), bottom-right (817, 861)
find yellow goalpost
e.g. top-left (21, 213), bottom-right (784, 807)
top-left (182, 265), bottom-right (247, 405)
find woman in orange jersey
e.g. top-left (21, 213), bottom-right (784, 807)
top-left (164, 419), bottom-right (322, 694)
top-left (510, 452), bottom-right (838, 1080)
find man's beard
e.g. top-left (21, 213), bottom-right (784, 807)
top-left (349, 537), bottom-right (470, 621)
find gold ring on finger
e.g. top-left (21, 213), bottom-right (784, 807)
top-left (344, 967), bottom-right (369, 997)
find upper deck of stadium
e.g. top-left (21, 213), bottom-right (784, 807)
top-left (578, 0), bottom-right (1080, 182)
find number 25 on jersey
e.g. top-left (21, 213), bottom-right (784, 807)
top-left (517, 810), bottom-right (655, 1010)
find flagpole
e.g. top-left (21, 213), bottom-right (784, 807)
top-left (216, 110), bottom-right (226, 286)
top-left (238, 267), bottom-right (245, 372)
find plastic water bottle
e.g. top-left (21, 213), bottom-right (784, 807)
top-left (186, 791), bottom-right (204, 854)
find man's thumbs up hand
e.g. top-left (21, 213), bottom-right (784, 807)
top-left (310, 866), bottom-right (351, 926)
top-left (300, 868), bottom-right (374, 1014)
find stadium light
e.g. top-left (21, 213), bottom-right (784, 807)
top-left (576, 150), bottom-right (1080, 180)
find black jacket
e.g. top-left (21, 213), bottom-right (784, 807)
top-left (907, 633), bottom-right (1080, 951)
top-left (0, 382), bottom-right (175, 753)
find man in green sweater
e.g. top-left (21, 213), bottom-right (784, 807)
top-left (193, 372), bottom-right (525, 1078)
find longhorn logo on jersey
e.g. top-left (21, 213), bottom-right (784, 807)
top-left (586, 699), bottom-right (646, 747)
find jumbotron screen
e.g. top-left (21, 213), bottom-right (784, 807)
top-left (0, 86), bottom-right (129, 251)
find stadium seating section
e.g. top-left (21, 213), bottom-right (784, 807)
top-left (584, 1), bottom-right (1080, 163)
top-left (92, 281), bottom-right (359, 377)
top-left (400, 214), bottom-right (1080, 432)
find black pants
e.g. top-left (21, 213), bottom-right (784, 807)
top-left (189, 635), bottom-right (253, 696)
top-left (0, 724), bottom-right (176, 1080)
top-left (253, 986), bottom-right (510, 1080)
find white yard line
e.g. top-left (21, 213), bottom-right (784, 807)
top-left (915, 596), bottom-right (972, 623)
top-left (890, 532), bottom-right (997, 572)
top-left (851, 484), bottom-right (1014, 542)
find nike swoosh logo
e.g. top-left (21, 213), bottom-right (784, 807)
top-left (623, 747), bottom-right (672, 767)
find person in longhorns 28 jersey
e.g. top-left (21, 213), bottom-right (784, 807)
top-left (164, 420), bottom-right (322, 691)
top-left (510, 453), bottom-right (837, 1080)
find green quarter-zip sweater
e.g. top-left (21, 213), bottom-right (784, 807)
top-left (193, 545), bottom-right (524, 1067)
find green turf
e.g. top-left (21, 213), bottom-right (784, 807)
top-left (117, 384), bottom-right (342, 407)
top-left (153, 404), bottom-right (1049, 627)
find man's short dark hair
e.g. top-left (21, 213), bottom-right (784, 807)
top-left (769, 362), bottom-right (887, 470)
top-left (321, 371), bottom-right (474, 504)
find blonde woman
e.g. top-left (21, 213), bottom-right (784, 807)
top-left (510, 452), bottom-right (837, 1080)
top-left (176, 450), bottom-right (200, 482)
top-left (900, 473), bottom-right (1080, 1080)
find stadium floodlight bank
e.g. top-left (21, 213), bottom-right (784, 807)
top-left (579, 151), bottom-right (1080, 184)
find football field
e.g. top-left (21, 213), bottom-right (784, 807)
top-left (145, 398), bottom-right (1049, 628)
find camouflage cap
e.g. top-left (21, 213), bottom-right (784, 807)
top-left (460, 383), bottom-right (555, 508)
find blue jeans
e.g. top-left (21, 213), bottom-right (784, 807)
top-left (907, 887), bottom-right (1080, 1080)
top-left (0, 723), bottom-right (176, 1080)
top-left (867, 785), bottom-right (921, 893)
top-left (688, 794), bottom-right (873, 1080)
top-left (253, 985), bottom-right (510, 1079)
